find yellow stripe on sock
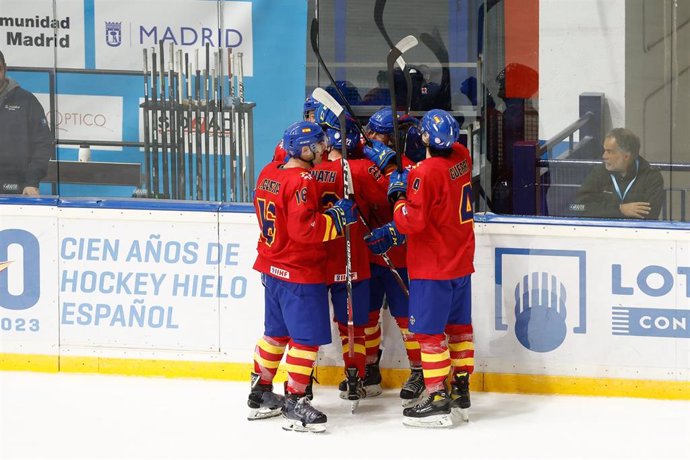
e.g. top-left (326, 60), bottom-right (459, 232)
top-left (258, 338), bottom-right (287, 355)
top-left (253, 353), bottom-right (280, 369)
top-left (286, 348), bottom-right (317, 361)
top-left (449, 342), bottom-right (474, 352)
top-left (284, 363), bottom-right (314, 376)
top-left (421, 350), bottom-right (450, 363)
top-left (365, 338), bottom-right (381, 348)
top-left (423, 366), bottom-right (451, 379)
top-left (453, 358), bottom-right (475, 367)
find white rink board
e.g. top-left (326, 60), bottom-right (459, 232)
top-left (57, 207), bottom-right (223, 351)
top-left (0, 204), bottom-right (59, 355)
top-left (474, 217), bottom-right (690, 381)
top-left (2, 203), bottom-right (690, 383)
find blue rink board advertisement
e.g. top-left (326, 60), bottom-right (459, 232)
top-left (474, 219), bottom-right (690, 381)
top-left (0, 204), bottom-right (59, 355)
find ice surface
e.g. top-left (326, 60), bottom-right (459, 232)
top-left (1, 371), bottom-right (688, 459)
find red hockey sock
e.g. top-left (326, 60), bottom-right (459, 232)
top-left (338, 323), bottom-right (366, 378)
top-left (364, 310), bottom-right (382, 365)
top-left (446, 324), bottom-right (475, 374)
top-left (285, 342), bottom-right (318, 396)
top-left (253, 335), bottom-right (289, 385)
top-left (415, 333), bottom-right (451, 394)
top-left (395, 316), bottom-right (422, 368)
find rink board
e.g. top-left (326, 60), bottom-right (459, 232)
top-left (0, 200), bottom-right (689, 399)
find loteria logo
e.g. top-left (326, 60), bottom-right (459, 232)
top-left (495, 248), bottom-right (587, 352)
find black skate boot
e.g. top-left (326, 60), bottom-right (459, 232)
top-left (450, 371), bottom-right (470, 422)
top-left (400, 367), bottom-right (425, 408)
top-left (338, 367), bottom-right (367, 401)
top-left (363, 350), bottom-right (383, 397)
top-left (282, 392), bottom-right (327, 433)
top-left (402, 389), bottom-right (453, 428)
top-left (304, 369), bottom-right (318, 401)
top-left (247, 372), bottom-right (285, 421)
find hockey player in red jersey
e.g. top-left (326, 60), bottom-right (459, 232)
top-left (272, 96), bottom-right (323, 163)
top-left (360, 107), bottom-right (424, 405)
top-left (366, 109), bottom-right (475, 428)
top-left (250, 121), bottom-right (358, 433)
top-left (311, 105), bottom-right (390, 404)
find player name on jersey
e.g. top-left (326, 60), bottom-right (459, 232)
top-left (449, 160), bottom-right (469, 180)
top-left (310, 169), bottom-right (337, 183)
top-left (257, 178), bottom-right (280, 194)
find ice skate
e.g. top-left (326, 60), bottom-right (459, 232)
top-left (282, 393), bottom-right (327, 433)
top-left (402, 390), bottom-right (453, 428)
top-left (305, 370), bottom-right (318, 401)
top-left (400, 367), bottom-right (425, 408)
top-left (247, 373), bottom-right (285, 421)
top-left (342, 367), bottom-right (366, 413)
top-left (450, 371), bottom-right (470, 422)
top-left (363, 350), bottom-right (383, 398)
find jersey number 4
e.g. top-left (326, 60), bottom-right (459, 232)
top-left (460, 182), bottom-right (474, 224)
top-left (257, 198), bottom-right (277, 246)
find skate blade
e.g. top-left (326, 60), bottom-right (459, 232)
top-left (350, 400), bottom-right (360, 414)
top-left (364, 384), bottom-right (383, 398)
top-left (402, 413), bottom-right (454, 428)
top-left (247, 407), bottom-right (282, 421)
top-left (451, 407), bottom-right (470, 422)
top-left (282, 419), bottom-right (327, 433)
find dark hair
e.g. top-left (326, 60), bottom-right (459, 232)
top-left (0, 50), bottom-right (4, 66)
top-left (428, 146), bottom-right (453, 158)
top-left (607, 128), bottom-right (640, 158)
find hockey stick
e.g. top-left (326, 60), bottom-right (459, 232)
top-left (142, 49), bottom-right (151, 197)
top-left (212, 55), bottom-right (219, 202)
top-left (151, 47), bottom-right (160, 196)
top-left (218, 49), bottom-right (226, 202)
top-left (227, 48), bottom-right (236, 202)
top-left (177, 49), bottom-right (186, 200)
top-left (204, 44), bottom-right (211, 201)
top-left (309, 17), bottom-right (370, 146)
top-left (386, 35), bottom-right (418, 172)
top-left (185, 53), bottom-right (194, 199)
top-left (374, 0), bottom-right (414, 114)
top-left (312, 88), bottom-right (355, 366)
top-left (194, 50), bottom-right (203, 200)
top-left (313, 88), bottom-right (409, 298)
top-left (168, 43), bottom-right (178, 200)
top-left (159, 41), bottom-right (170, 198)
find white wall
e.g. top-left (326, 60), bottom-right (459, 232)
top-left (539, 0), bottom-right (626, 138)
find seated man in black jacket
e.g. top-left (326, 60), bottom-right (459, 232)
top-left (0, 50), bottom-right (54, 196)
top-left (572, 128), bottom-right (664, 220)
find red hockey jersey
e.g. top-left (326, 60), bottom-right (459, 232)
top-left (253, 162), bottom-right (340, 284)
top-left (392, 143), bottom-right (475, 280)
top-left (311, 158), bottom-right (388, 283)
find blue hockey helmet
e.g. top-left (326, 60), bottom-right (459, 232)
top-left (419, 109), bottom-right (460, 150)
top-left (282, 121), bottom-right (326, 159)
top-left (325, 116), bottom-right (360, 151)
top-left (404, 125), bottom-right (426, 163)
top-left (366, 107), bottom-right (395, 135)
top-left (303, 95), bottom-right (321, 120)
